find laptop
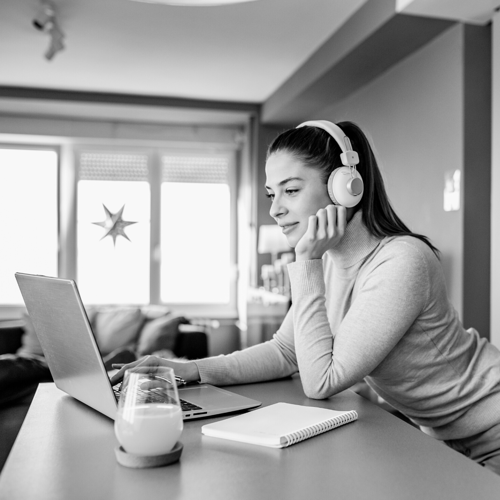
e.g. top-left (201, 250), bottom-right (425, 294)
top-left (15, 272), bottom-right (261, 421)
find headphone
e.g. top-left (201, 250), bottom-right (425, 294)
top-left (296, 120), bottom-right (364, 208)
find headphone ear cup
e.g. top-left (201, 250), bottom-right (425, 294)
top-left (327, 167), bottom-right (364, 208)
top-left (327, 169), bottom-right (341, 205)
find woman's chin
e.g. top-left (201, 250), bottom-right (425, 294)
top-left (285, 232), bottom-right (302, 249)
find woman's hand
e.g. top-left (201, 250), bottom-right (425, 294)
top-left (294, 205), bottom-right (347, 261)
top-left (109, 355), bottom-right (200, 386)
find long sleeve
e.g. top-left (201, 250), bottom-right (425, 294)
top-left (288, 239), bottom-right (430, 399)
top-left (193, 309), bottom-right (298, 386)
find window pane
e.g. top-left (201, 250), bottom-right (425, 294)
top-left (161, 182), bottom-right (230, 304)
top-left (77, 151), bottom-right (151, 304)
top-left (0, 148), bottom-right (58, 304)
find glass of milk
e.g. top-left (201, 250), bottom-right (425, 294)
top-left (115, 366), bottom-right (184, 456)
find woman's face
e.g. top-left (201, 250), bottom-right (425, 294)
top-left (265, 151), bottom-right (332, 248)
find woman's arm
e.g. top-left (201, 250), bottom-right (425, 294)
top-left (110, 310), bottom-right (298, 387)
top-left (194, 309), bottom-right (298, 386)
top-left (289, 241), bottom-right (430, 399)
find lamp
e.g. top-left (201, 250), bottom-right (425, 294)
top-left (257, 225), bottom-right (290, 264)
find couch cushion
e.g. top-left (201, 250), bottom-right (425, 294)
top-left (140, 305), bottom-right (171, 320)
top-left (16, 314), bottom-right (44, 357)
top-left (136, 314), bottom-right (188, 356)
top-left (92, 307), bottom-right (144, 355)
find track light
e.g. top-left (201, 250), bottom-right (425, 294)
top-left (33, 4), bottom-right (55, 31)
top-left (45, 22), bottom-right (65, 61)
top-left (33, 1), bottom-right (65, 61)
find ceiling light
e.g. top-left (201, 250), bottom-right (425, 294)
top-left (33, 1), bottom-right (65, 61)
top-left (33, 3), bottom-right (55, 30)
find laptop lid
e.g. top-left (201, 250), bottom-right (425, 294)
top-left (15, 273), bottom-right (119, 419)
top-left (15, 272), bottom-right (261, 421)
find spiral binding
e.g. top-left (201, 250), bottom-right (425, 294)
top-left (283, 410), bottom-right (358, 447)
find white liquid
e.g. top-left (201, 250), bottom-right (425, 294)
top-left (115, 404), bottom-right (183, 456)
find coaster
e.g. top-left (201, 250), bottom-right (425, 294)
top-left (115, 441), bottom-right (183, 468)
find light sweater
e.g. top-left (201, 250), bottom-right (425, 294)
top-left (195, 211), bottom-right (500, 440)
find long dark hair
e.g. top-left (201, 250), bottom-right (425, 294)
top-left (267, 121), bottom-right (439, 256)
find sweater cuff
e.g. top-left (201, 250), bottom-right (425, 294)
top-left (287, 259), bottom-right (326, 297)
top-left (193, 357), bottom-right (228, 385)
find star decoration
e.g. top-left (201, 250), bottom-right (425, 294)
top-left (92, 204), bottom-right (137, 246)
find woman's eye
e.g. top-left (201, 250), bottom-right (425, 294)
top-left (265, 193), bottom-right (274, 200)
top-left (286, 189), bottom-right (298, 195)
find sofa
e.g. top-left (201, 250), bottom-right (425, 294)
top-left (0, 306), bottom-right (209, 471)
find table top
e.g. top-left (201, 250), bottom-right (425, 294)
top-left (1, 377), bottom-right (500, 500)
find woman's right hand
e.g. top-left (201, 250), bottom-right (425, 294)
top-left (294, 204), bottom-right (347, 261)
top-left (109, 355), bottom-right (201, 386)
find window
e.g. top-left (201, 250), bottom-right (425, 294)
top-left (75, 147), bottom-right (237, 315)
top-left (77, 151), bottom-right (151, 304)
top-left (0, 147), bottom-right (58, 305)
top-left (160, 154), bottom-right (232, 305)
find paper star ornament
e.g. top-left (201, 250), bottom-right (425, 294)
top-left (92, 204), bottom-right (137, 246)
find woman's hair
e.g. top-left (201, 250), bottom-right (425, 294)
top-left (267, 121), bottom-right (439, 256)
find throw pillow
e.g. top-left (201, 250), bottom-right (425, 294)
top-left (92, 307), bottom-right (144, 355)
top-left (17, 313), bottom-right (45, 357)
top-left (136, 314), bottom-right (189, 356)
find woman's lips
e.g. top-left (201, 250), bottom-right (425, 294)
top-left (281, 223), bottom-right (298, 235)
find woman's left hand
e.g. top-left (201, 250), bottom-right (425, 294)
top-left (109, 355), bottom-right (200, 386)
top-left (294, 205), bottom-right (347, 261)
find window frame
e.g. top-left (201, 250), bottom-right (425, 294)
top-left (0, 114), bottom-right (253, 323)
top-left (153, 147), bottom-right (238, 316)
top-left (73, 144), bottom-right (239, 318)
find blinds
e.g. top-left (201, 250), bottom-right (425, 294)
top-left (78, 152), bottom-right (231, 184)
top-left (162, 156), bottom-right (229, 184)
top-left (79, 152), bottom-right (149, 181)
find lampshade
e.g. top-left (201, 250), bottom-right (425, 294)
top-left (257, 225), bottom-right (290, 255)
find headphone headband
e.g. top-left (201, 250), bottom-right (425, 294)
top-left (296, 120), bottom-right (359, 167)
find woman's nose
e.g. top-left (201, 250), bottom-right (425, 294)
top-left (269, 196), bottom-right (285, 219)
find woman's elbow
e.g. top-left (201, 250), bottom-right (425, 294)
top-left (302, 383), bottom-right (335, 400)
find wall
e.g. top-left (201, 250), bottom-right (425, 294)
top-left (321, 24), bottom-right (463, 312)
top-left (316, 24), bottom-right (491, 338)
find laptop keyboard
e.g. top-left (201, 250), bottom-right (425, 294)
top-left (180, 400), bottom-right (203, 412)
top-left (113, 384), bottom-right (202, 412)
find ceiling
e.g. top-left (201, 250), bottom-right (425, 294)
top-left (1, 0), bottom-right (498, 122)
top-left (1, 0), bottom-right (367, 103)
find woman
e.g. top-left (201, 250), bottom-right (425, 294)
top-left (112, 120), bottom-right (500, 474)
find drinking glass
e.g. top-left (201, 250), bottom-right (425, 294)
top-left (114, 366), bottom-right (183, 457)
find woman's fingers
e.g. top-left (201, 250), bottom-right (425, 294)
top-left (306, 214), bottom-right (318, 240)
top-left (316, 208), bottom-right (328, 239)
top-left (325, 205), bottom-right (336, 237)
top-left (294, 205), bottom-right (348, 260)
top-left (336, 205), bottom-right (347, 234)
top-left (110, 360), bottom-right (141, 385)
top-left (110, 355), bottom-right (157, 385)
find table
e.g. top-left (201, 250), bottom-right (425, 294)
top-left (1, 377), bottom-right (500, 500)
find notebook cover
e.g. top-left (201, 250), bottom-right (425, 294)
top-left (201, 402), bottom-right (357, 448)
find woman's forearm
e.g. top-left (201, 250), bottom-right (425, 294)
top-left (194, 315), bottom-right (298, 386)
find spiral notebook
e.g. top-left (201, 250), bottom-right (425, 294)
top-left (201, 402), bottom-right (358, 448)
